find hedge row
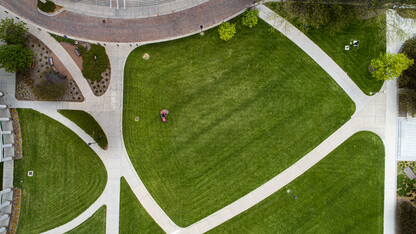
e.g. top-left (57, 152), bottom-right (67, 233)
top-left (37, 0), bottom-right (56, 13)
top-left (50, 33), bottom-right (76, 45)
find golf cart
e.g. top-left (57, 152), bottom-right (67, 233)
top-left (160, 110), bottom-right (169, 122)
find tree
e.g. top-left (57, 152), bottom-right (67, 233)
top-left (218, 22), bottom-right (236, 41)
top-left (0, 44), bottom-right (34, 73)
top-left (267, 0), bottom-right (357, 34)
top-left (0, 18), bottom-right (28, 45)
top-left (370, 52), bottom-right (414, 81)
top-left (242, 9), bottom-right (259, 28)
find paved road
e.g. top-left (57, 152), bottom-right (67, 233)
top-left (0, 0), bottom-right (252, 43)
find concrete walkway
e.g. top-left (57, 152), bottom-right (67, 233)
top-left (382, 9), bottom-right (416, 234)
top-left (36, 44), bottom-right (181, 234)
top-left (0, 3), bottom-right (401, 234)
top-left (256, 4), bottom-right (370, 111)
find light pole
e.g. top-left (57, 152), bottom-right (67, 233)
top-left (200, 25), bottom-right (204, 35)
top-left (88, 142), bottom-right (97, 146)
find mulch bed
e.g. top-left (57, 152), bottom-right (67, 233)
top-left (8, 188), bottom-right (21, 234)
top-left (15, 34), bottom-right (84, 102)
top-left (9, 109), bottom-right (22, 159)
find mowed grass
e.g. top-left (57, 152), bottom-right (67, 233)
top-left (15, 109), bottom-right (107, 233)
top-left (123, 17), bottom-right (355, 226)
top-left (58, 110), bottom-right (108, 149)
top-left (119, 177), bottom-right (164, 234)
top-left (267, 3), bottom-right (386, 95)
top-left (66, 206), bottom-right (106, 234)
top-left (305, 17), bottom-right (385, 95)
top-left (209, 131), bottom-right (385, 233)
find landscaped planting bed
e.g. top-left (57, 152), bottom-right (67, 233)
top-left (79, 44), bottom-right (111, 96)
top-left (397, 161), bottom-right (416, 206)
top-left (50, 35), bottom-right (111, 96)
top-left (123, 17), bottom-right (355, 226)
top-left (15, 109), bottom-right (107, 233)
top-left (209, 131), bottom-right (385, 233)
top-left (16, 34), bottom-right (83, 101)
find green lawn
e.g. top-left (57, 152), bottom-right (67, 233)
top-left (209, 131), bottom-right (385, 233)
top-left (58, 110), bottom-right (108, 149)
top-left (267, 3), bottom-right (386, 95)
top-left (123, 17), bottom-right (355, 226)
top-left (15, 109), bottom-right (107, 234)
top-left (119, 177), bottom-right (164, 234)
top-left (79, 44), bottom-right (109, 81)
top-left (66, 206), bottom-right (106, 234)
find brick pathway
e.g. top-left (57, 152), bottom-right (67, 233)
top-left (0, 0), bottom-right (252, 43)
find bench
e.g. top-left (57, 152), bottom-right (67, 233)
top-left (48, 57), bottom-right (54, 66)
top-left (74, 48), bottom-right (81, 57)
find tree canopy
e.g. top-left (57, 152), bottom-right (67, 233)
top-left (242, 9), bottom-right (259, 28)
top-left (0, 18), bottom-right (28, 45)
top-left (0, 44), bottom-right (34, 73)
top-left (371, 52), bottom-right (414, 81)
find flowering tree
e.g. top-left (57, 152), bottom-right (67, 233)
top-left (371, 52), bottom-right (414, 81)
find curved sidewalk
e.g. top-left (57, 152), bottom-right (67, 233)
top-left (178, 5), bottom-right (388, 233)
top-left (0, 0), bottom-right (251, 43)
top-left (256, 4), bottom-right (369, 111)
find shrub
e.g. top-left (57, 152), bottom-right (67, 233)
top-left (33, 70), bottom-right (67, 100)
top-left (371, 52), bottom-right (414, 81)
top-left (396, 200), bottom-right (416, 234)
top-left (50, 33), bottom-right (75, 45)
top-left (79, 44), bottom-right (109, 81)
top-left (401, 37), bottom-right (416, 87)
top-left (37, 0), bottom-right (56, 13)
top-left (242, 9), bottom-right (259, 28)
top-left (398, 37), bottom-right (416, 114)
top-left (218, 21), bottom-right (236, 41)
top-left (399, 91), bottom-right (416, 115)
